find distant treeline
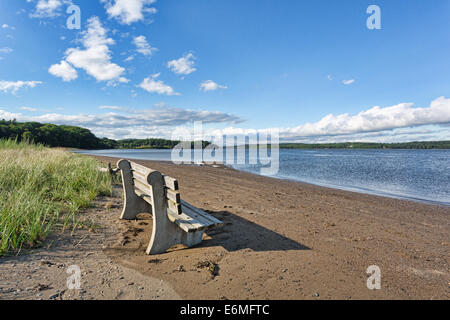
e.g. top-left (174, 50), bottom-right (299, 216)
top-left (0, 120), bottom-right (208, 149)
top-left (279, 141), bottom-right (450, 149)
top-left (99, 138), bottom-right (181, 149)
top-left (2, 120), bottom-right (449, 150)
top-left (0, 119), bottom-right (106, 149)
top-left (102, 138), bottom-right (209, 149)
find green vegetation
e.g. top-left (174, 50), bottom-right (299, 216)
top-left (0, 139), bottom-right (113, 256)
top-left (279, 141), bottom-right (450, 149)
top-left (104, 138), bottom-right (183, 149)
top-left (115, 138), bottom-right (210, 149)
top-left (0, 120), bottom-right (208, 150)
top-left (0, 119), bottom-right (107, 149)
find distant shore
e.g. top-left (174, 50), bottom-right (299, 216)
top-left (74, 148), bottom-right (450, 207)
top-left (4, 119), bottom-right (447, 150)
top-left (87, 154), bottom-right (449, 299)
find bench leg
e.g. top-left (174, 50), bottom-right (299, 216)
top-left (138, 169), bottom-right (205, 255)
top-left (147, 226), bottom-right (205, 255)
top-left (181, 230), bottom-right (205, 248)
top-left (117, 159), bottom-right (151, 220)
top-left (146, 171), bottom-right (186, 254)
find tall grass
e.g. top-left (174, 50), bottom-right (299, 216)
top-left (0, 139), bottom-right (112, 256)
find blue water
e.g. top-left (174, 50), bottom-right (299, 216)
top-left (76, 149), bottom-right (450, 206)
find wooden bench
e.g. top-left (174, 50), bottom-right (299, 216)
top-left (117, 159), bottom-right (223, 255)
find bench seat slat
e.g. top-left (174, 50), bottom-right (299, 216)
top-left (166, 201), bottom-right (223, 233)
top-left (181, 200), bottom-right (224, 226)
top-left (179, 203), bottom-right (218, 227)
top-left (167, 209), bottom-right (209, 232)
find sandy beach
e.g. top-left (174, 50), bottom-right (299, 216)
top-left (93, 156), bottom-right (449, 300)
top-left (1, 155), bottom-right (448, 300)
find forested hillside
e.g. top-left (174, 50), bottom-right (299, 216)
top-left (0, 120), bottom-right (201, 149)
top-left (0, 120), bottom-right (106, 149)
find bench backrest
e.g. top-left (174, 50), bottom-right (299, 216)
top-left (128, 161), bottom-right (182, 215)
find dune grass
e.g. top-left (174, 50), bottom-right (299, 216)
top-left (0, 139), bottom-right (112, 256)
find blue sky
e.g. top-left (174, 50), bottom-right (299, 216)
top-left (0, 0), bottom-right (449, 142)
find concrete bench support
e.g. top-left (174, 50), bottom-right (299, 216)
top-left (118, 159), bottom-right (151, 220)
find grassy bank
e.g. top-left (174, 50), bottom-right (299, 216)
top-left (0, 140), bottom-right (113, 256)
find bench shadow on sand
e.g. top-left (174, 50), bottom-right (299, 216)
top-left (199, 210), bottom-right (310, 252)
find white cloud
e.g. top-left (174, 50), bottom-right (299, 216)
top-left (0, 106), bottom-right (242, 139)
top-left (200, 80), bottom-right (228, 92)
top-left (20, 106), bottom-right (38, 112)
top-left (1, 24), bottom-right (15, 30)
top-left (29, 0), bottom-right (69, 18)
top-left (207, 97), bottom-right (450, 142)
top-left (133, 35), bottom-right (157, 56)
top-left (107, 77), bottom-right (130, 87)
top-left (0, 48), bottom-right (13, 61)
top-left (168, 53), bottom-right (196, 76)
top-left (139, 73), bottom-right (180, 96)
top-left (343, 79), bottom-right (355, 85)
top-left (48, 60), bottom-right (78, 82)
top-left (0, 80), bottom-right (43, 94)
top-left (124, 55), bottom-right (135, 62)
top-left (275, 126), bottom-right (450, 144)
top-left (0, 47), bottom-right (13, 54)
top-left (50, 17), bottom-right (127, 83)
top-left (101, 0), bottom-right (157, 25)
top-left (327, 75), bottom-right (332, 80)
top-left (283, 96), bottom-right (450, 138)
top-left (99, 106), bottom-right (124, 111)
top-left (1, 96), bottom-right (448, 142)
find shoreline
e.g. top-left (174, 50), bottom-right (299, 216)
top-left (86, 154), bottom-right (449, 299)
top-left (242, 172), bottom-right (450, 208)
top-left (75, 150), bottom-right (450, 207)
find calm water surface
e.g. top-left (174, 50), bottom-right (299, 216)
top-left (76, 149), bottom-right (450, 206)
